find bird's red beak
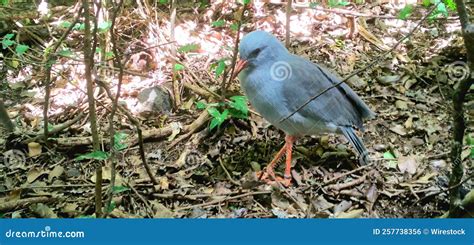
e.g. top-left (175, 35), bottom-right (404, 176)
top-left (231, 59), bottom-right (248, 81)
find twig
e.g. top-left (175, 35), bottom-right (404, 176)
top-left (278, 2), bottom-right (441, 124)
top-left (24, 112), bottom-right (85, 144)
top-left (221, 3), bottom-right (247, 95)
top-left (327, 174), bottom-right (367, 191)
top-left (105, 0), bottom-right (125, 215)
top-left (0, 183), bottom-right (99, 193)
top-left (218, 158), bottom-right (240, 186)
top-left (0, 196), bottom-right (54, 212)
top-left (170, 0), bottom-right (181, 107)
top-left (82, 0), bottom-right (102, 217)
top-left (323, 162), bottom-right (374, 185)
top-left (42, 3), bottom-right (83, 140)
top-left (173, 190), bottom-right (271, 211)
top-left (285, 0), bottom-right (292, 48)
top-left (129, 183), bottom-right (154, 218)
top-left (166, 110), bottom-right (210, 149)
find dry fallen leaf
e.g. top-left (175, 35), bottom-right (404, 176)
top-left (28, 142), bottom-right (42, 157)
top-left (150, 201), bottom-right (174, 218)
top-left (336, 209), bottom-right (364, 218)
top-left (390, 124), bottom-right (407, 136)
top-left (311, 196), bottom-right (334, 212)
top-left (27, 167), bottom-right (45, 183)
top-left (48, 165), bottom-right (64, 183)
top-left (398, 155), bottom-right (418, 175)
top-left (30, 203), bottom-right (57, 218)
top-left (271, 191), bottom-right (290, 209)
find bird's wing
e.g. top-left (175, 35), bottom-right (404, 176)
top-left (281, 55), bottom-right (375, 130)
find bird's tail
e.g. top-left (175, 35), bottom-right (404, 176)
top-left (340, 127), bottom-right (369, 165)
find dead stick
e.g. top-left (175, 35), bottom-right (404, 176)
top-left (174, 191), bottom-right (271, 211)
top-left (0, 197), bottom-right (53, 212)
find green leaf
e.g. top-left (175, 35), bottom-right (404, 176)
top-left (219, 109), bottom-right (229, 122)
top-left (3, 33), bottom-right (14, 40)
top-left (174, 63), bottom-right (185, 71)
top-left (444, 0), bottom-right (456, 11)
top-left (73, 23), bottom-right (85, 31)
top-left (436, 2), bottom-right (448, 16)
top-left (114, 132), bottom-right (128, 151)
top-left (98, 21), bottom-right (112, 33)
top-left (383, 151), bottom-right (395, 160)
top-left (207, 107), bottom-right (228, 130)
top-left (15, 44), bottom-right (29, 55)
top-left (112, 185), bottom-right (131, 194)
top-left (195, 101), bottom-right (207, 109)
top-left (2, 39), bottom-right (15, 49)
top-left (398, 4), bottom-right (413, 20)
top-left (2, 34), bottom-right (15, 49)
top-left (58, 49), bottom-right (73, 57)
top-left (1, 0), bottom-right (9, 6)
top-left (199, 0), bottom-right (210, 8)
top-left (228, 95), bottom-right (248, 115)
top-left (106, 200), bottom-right (116, 213)
top-left (159, 0), bottom-right (168, 3)
top-left (309, 2), bottom-right (318, 8)
top-left (105, 51), bottom-right (114, 59)
top-left (209, 118), bottom-right (220, 130)
top-left (207, 107), bottom-right (221, 118)
top-left (242, 0), bottom-right (251, 5)
top-left (230, 23), bottom-right (239, 31)
top-left (211, 20), bottom-right (225, 27)
top-left (228, 108), bottom-right (247, 119)
top-left (467, 135), bottom-right (474, 159)
top-left (219, 109), bottom-right (229, 123)
top-left (178, 43), bottom-right (199, 53)
top-left (215, 60), bottom-right (226, 78)
top-left (60, 21), bottom-right (72, 28)
top-left (329, 0), bottom-right (348, 7)
top-left (75, 151), bottom-right (109, 161)
top-left (383, 151), bottom-right (397, 169)
top-left (95, 47), bottom-right (102, 53)
top-left (338, 1), bottom-right (350, 6)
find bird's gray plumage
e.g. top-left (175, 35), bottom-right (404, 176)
top-left (238, 31), bottom-right (375, 164)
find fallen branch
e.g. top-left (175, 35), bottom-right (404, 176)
top-left (173, 190), bottom-right (271, 211)
top-left (0, 196), bottom-right (54, 212)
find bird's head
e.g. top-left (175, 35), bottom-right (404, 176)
top-left (232, 31), bottom-right (288, 80)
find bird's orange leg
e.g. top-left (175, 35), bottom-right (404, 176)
top-left (283, 135), bottom-right (296, 180)
top-left (264, 143), bottom-right (287, 178)
top-left (258, 135), bottom-right (296, 187)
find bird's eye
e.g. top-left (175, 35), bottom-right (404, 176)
top-left (249, 48), bottom-right (262, 58)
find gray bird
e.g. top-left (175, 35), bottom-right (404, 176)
top-left (232, 31), bottom-right (375, 184)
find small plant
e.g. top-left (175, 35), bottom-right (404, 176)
top-left (398, 0), bottom-right (455, 20)
top-left (74, 132), bottom-right (128, 160)
top-left (1, 33), bottom-right (29, 56)
top-left (196, 96), bottom-right (248, 130)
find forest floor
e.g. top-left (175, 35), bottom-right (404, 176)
top-left (0, 1), bottom-right (472, 218)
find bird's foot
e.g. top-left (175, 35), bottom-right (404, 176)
top-left (257, 169), bottom-right (292, 187)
